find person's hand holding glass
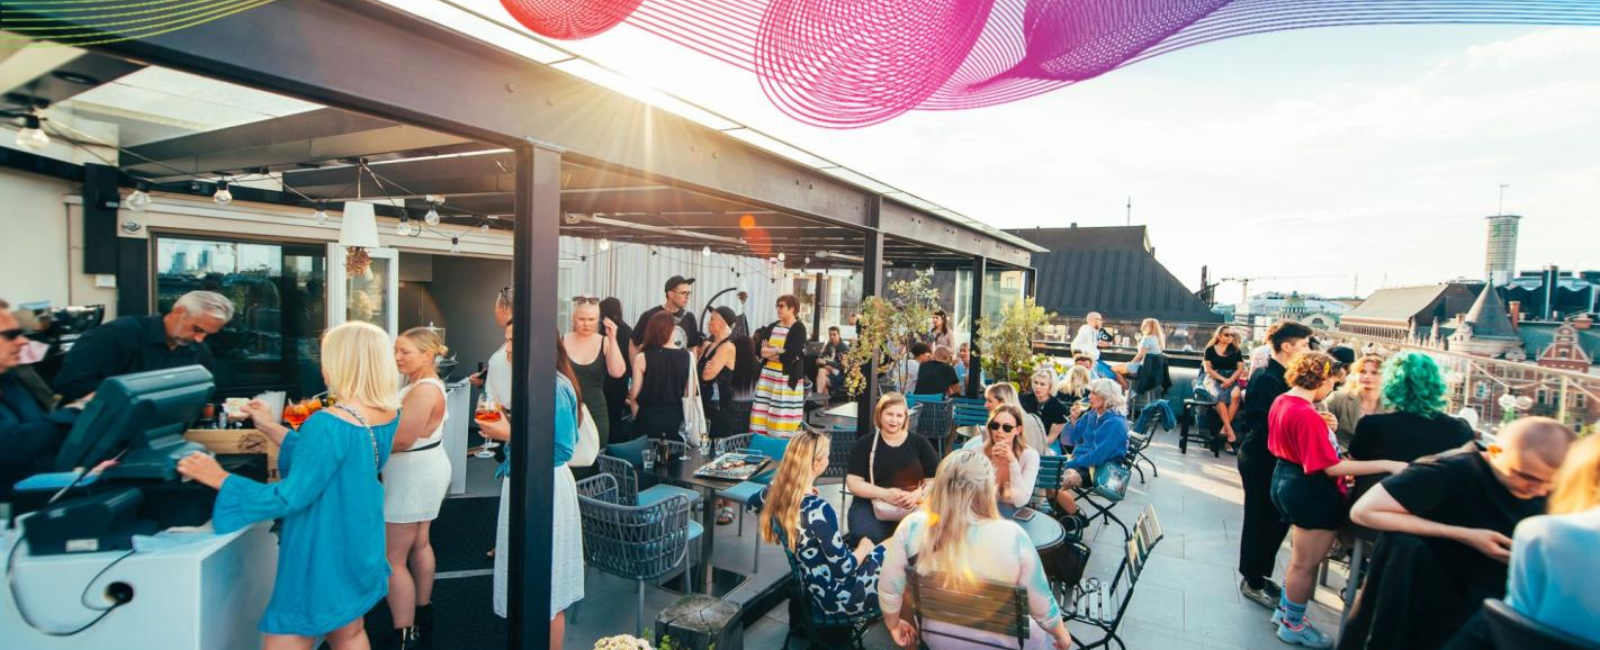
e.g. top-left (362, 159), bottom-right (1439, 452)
top-left (475, 395), bottom-right (507, 458)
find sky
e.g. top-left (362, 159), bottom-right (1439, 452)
top-left (406, 1), bottom-right (1600, 306)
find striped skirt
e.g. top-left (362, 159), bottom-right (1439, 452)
top-left (750, 362), bottom-right (804, 437)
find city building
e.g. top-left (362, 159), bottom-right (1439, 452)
top-left (1241, 291), bottom-right (1352, 331)
top-left (1502, 267), bottom-right (1599, 319)
top-left (1485, 214), bottom-right (1521, 285)
top-left (1335, 282), bottom-right (1483, 342)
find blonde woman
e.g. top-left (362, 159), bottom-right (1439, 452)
top-left (1504, 426), bottom-right (1599, 643)
top-left (969, 382), bottom-right (1049, 456)
top-left (1020, 368), bottom-right (1069, 453)
top-left (878, 450), bottom-right (1073, 650)
top-left (384, 327), bottom-right (455, 647)
top-left (1055, 365), bottom-right (1093, 404)
top-left (749, 427), bottom-right (883, 618)
top-left (178, 322), bottom-right (401, 650)
top-left (846, 392), bottom-right (940, 544)
top-left (985, 405), bottom-right (1041, 513)
top-left (1112, 318), bottom-right (1164, 382)
top-left (1323, 353), bottom-right (1386, 448)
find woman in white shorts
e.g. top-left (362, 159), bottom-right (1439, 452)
top-left (385, 327), bottom-right (453, 648)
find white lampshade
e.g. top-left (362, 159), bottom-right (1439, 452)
top-left (338, 201), bottom-right (381, 249)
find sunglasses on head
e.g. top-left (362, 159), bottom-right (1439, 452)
top-left (1, 329), bottom-right (24, 342)
top-left (571, 295), bottom-right (599, 305)
top-left (987, 421), bottom-right (1016, 433)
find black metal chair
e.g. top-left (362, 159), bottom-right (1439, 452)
top-left (1123, 416), bottom-right (1160, 484)
top-left (1066, 506), bottom-right (1165, 650)
top-left (1482, 598), bottom-right (1600, 650)
top-left (908, 572), bottom-right (1033, 650)
top-left (1177, 396), bottom-right (1222, 457)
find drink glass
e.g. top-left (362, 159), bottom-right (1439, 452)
top-left (475, 396), bottom-right (503, 459)
top-left (698, 436), bottom-right (711, 458)
top-left (642, 447), bottom-right (656, 470)
top-left (283, 400), bottom-right (312, 429)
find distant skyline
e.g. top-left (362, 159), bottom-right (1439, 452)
top-left (407, 2), bottom-right (1600, 305)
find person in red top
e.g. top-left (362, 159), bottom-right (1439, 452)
top-left (1267, 351), bottom-right (1407, 648)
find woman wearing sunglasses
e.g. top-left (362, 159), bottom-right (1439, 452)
top-left (986, 404), bottom-right (1041, 515)
top-left (563, 295), bottom-right (625, 448)
top-left (0, 299), bottom-right (92, 497)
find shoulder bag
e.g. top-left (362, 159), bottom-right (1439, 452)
top-left (679, 350), bottom-right (707, 447)
top-left (570, 403), bottom-right (601, 467)
top-left (870, 430), bottom-right (914, 522)
top-left (1090, 461), bottom-right (1132, 501)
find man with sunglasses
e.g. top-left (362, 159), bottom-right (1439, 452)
top-left (1344, 417), bottom-right (1574, 650)
top-left (630, 276), bottom-right (702, 361)
top-left (52, 290), bottom-right (233, 403)
top-left (1, 299), bottom-right (92, 496)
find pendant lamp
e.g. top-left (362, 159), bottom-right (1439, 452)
top-left (339, 201), bottom-right (381, 275)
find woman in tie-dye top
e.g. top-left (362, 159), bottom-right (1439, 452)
top-left (878, 450), bottom-right (1073, 650)
top-left (750, 294), bottom-right (808, 437)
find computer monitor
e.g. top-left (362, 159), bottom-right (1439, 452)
top-left (53, 365), bottom-right (214, 479)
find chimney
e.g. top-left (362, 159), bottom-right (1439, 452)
top-left (1574, 315), bottom-right (1593, 330)
top-left (1507, 301), bottom-right (1521, 331)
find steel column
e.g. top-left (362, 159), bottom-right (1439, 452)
top-left (509, 143), bottom-right (562, 650)
top-left (856, 197), bottom-right (886, 436)
top-left (811, 272), bottom-right (825, 341)
top-left (967, 257), bottom-right (988, 398)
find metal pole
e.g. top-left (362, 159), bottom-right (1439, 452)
top-left (811, 271), bottom-right (825, 341)
top-left (857, 197), bottom-right (885, 436)
top-left (509, 143), bottom-right (561, 650)
top-left (967, 257), bottom-right (988, 398)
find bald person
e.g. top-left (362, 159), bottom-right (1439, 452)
top-left (1342, 417), bottom-right (1575, 650)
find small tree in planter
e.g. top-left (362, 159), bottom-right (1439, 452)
top-left (843, 270), bottom-right (942, 397)
top-left (977, 296), bottom-right (1057, 385)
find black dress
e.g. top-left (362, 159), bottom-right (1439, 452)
top-left (604, 322), bottom-right (634, 441)
top-left (636, 347), bottom-right (690, 442)
top-left (700, 337), bottom-right (743, 440)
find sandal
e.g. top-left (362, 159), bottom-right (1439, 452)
top-left (716, 506), bottom-right (736, 525)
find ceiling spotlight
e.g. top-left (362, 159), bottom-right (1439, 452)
top-left (423, 207), bottom-right (441, 227)
top-left (598, 238), bottom-right (610, 251)
top-left (313, 202), bottom-right (329, 225)
top-left (212, 181), bottom-right (233, 205)
top-left (450, 237), bottom-right (461, 254)
top-left (702, 245), bottom-right (712, 257)
top-left (125, 182), bottom-right (152, 211)
top-left (15, 113), bottom-right (49, 151)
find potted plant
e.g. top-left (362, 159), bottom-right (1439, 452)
top-left (977, 296), bottom-right (1057, 385)
top-left (842, 269), bottom-right (942, 398)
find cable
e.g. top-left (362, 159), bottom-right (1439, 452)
top-left (5, 535), bottom-right (136, 637)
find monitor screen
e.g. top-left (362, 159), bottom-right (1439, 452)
top-left (53, 365), bottom-right (214, 472)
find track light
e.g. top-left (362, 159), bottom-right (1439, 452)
top-left (126, 182), bottom-right (152, 211)
top-left (213, 181), bottom-right (232, 205)
top-left (15, 113), bottom-right (49, 151)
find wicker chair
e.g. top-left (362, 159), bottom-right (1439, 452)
top-left (575, 474), bottom-right (699, 637)
top-left (596, 440), bottom-right (700, 508)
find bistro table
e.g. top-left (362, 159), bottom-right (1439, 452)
top-left (640, 445), bottom-right (765, 597)
top-left (1011, 507), bottom-right (1067, 553)
top-left (814, 402), bottom-right (861, 430)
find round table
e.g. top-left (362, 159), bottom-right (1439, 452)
top-left (1012, 507), bottom-right (1067, 552)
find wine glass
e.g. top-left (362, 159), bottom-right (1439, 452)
top-left (474, 396), bottom-right (503, 459)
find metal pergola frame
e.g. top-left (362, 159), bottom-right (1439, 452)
top-left (6, 2), bottom-right (1038, 648)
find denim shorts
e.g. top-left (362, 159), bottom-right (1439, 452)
top-left (1270, 459), bottom-right (1345, 531)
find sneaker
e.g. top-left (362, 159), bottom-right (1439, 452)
top-left (1262, 579), bottom-right (1284, 601)
top-left (1276, 619), bottom-right (1333, 648)
top-left (1240, 579), bottom-right (1278, 610)
top-left (1271, 607), bottom-right (1284, 627)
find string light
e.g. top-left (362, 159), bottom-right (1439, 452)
top-left (397, 215), bottom-right (413, 236)
top-left (598, 238), bottom-right (610, 251)
top-left (212, 181), bottom-right (232, 205)
top-left (313, 202), bottom-right (329, 225)
top-left (701, 245), bottom-right (711, 257)
top-left (480, 223), bottom-right (490, 235)
top-left (777, 252), bottom-right (786, 262)
top-left (450, 237), bottom-right (460, 254)
top-left (15, 113), bottom-right (49, 151)
top-left (424, 206), bottom-right (441, 227)
top-left (126, 182), bottom-right (152, 211)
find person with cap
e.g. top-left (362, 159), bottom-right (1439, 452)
top-left (53, 290), bottom-right (234, 402)
top-left (631, 276), bottom-right (702, 362)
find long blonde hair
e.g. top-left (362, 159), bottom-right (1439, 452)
top-left (323, 321), bottom-right (402, 411)
top-left (917, 450), bottom-right (1000, 586)
top-left (1056, 365), bottom-right (1092, 398)
top-left (759, 427), bottom-right (829, 551)
top-left (984, 382), bottom-right (1021, 410)
top-left (1141, 318), bottom-right (1163, 340)
top-left (1549, 433), bottom-right (1600, 516)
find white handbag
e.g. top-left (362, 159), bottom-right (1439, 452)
top-left (680, 351), bottom-right (707, 447)
top-left (570, 403), bottom-right (601, 467)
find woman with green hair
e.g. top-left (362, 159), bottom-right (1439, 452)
top-left (1348, 352), bottom-right (1475, 465)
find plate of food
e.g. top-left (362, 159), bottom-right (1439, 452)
top-left (694, 452), bottom-right (770, 481)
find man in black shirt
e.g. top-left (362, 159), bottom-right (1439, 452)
top-left (1235, 320), bottom-right (1314, 609)
top-left (630, 276), bottom-right (702, 360)
top-left (1345, 417), bottom-right (1573, 650)
top-left (53, 290), bottom-right (233, 402)
top-left (912, 346), bottom-right (961, 397)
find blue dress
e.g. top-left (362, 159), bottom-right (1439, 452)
top-left (749, 488), bottom-right (882, 618)
top-left (213, 409), bottom-right (398, 636)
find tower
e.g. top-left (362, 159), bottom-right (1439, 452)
top-left (1485, 214), bottom-right (1521, 286)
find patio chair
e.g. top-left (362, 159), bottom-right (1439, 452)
top-left (953, 396), bottom-right (989, 427)
top-left (712, 433), bottom-right (790, 572)
top-left (575, 474), bottom-right (700, 637)
top-left (907, 396), bottom-right (954, 455)
top-left (908, 571), bottom-right (1033, 650)
top-left (1034, 455), bottom-right (1132, 541)
top-left (1066, 506), bottom-right (1165, 650)
top-left (820, 422), bottom-right (859, 508)
top-left (1481, 598), bottom-right (1600, 650)
top-left (599, 439), bottom-right (701, 508)
top-left (1177, 394), bottom-right (1222, 457)
top-left (1123, 417), bottom-right (1160, 484)
top-left (779, 540), bottom-right (880, 650)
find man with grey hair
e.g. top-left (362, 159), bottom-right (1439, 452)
top-left (53, 290), bottom-right (233, 402)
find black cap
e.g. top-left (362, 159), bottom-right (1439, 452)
top-left (664, 276), bottom-right (695, 293)
top-left (1327, 345), bottom-right (1357, 370)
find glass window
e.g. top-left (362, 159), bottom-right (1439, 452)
top-left (155, 236), bottom-right (327, 398)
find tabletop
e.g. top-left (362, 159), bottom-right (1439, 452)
top-left (1012, 507), bottom-right (1066, 552)
top-left (641, 446), bottom-right (756, 492)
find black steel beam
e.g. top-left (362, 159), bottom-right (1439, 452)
top-left (508, 144), bottom-right (561, 650)
top-left (81, 163), bottom-right (120, 275)
top-left (967, 256), bottom-right (988, 398)
top-left (880, 199), bottom-right (1034, 268)
top-left (856, 197), bottom-right (885, 436)
top-left (123, 108), bottom-right (472, 177)
top-left (1, 52), bottom-right (143, 108)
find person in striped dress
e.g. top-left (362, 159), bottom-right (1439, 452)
top-left (750, 294), bottom-right (808, 437)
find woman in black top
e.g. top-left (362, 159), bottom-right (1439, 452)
top-left (599, 297), bottom-right (635, 442)
top-left (629, 311), bottom-right (691, 442)
top-left (700, 307), bottom-right (758, 440)
top-left (845, 392), bottom-right (940, 544)
top-left (1201, 326), bottom-right (1245, 450)
top-left (1348, 352), bottom-right (1474, 466)
top-left (1019, 368), bottom-right (1070, 453)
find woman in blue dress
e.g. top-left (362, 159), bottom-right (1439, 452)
top-left (178, 321), bottom-right (401, 650)
top-left (750, 426), bottom-right (884, 619)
